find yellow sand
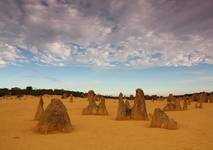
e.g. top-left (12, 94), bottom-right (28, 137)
top-left (0, 95), bottom-right (213, 150)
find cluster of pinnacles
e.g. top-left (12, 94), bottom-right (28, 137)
top-left (116, 88), bottom-right (148, 120)
top-left (33, 97), bottom-right (72, 134)
top-left (115, 88), bottom-right (178, 130)
top-left (194, 93), bottom-right (204, 109)
top-left (162, 92), bottom-right (213, 111)
top-left (163, 94), bottom-right (189, 111)
top-left (191, 92), bottom-right (209, 109)
top-left (61, 93), bottom-right (74, 103)
top-left (182, 99), bottom-right (188, 110)
top-left (34, 88), bottom-right (210, 134)
top-left (191, 92), bottom-right (213, 108)
top-left (82, 90), bottom-right (108, 115)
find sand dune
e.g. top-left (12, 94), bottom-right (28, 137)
top-left (0, 95), bottom-right (213, 150)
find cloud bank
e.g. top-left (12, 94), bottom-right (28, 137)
top-left (0, 0), bottom-right (213, 68)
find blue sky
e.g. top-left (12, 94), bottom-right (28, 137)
top-left (0, 0), bottom-right (213, 96)
top-left (0, 63), bottom-right (212, 96)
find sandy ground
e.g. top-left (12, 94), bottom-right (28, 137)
top-left (0, 95), bottom-right (213, 150)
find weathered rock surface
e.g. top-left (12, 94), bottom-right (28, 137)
top-left (36, 98), bottom-right (72, 134)
top-left (150, 108), bottom-right (178, 130)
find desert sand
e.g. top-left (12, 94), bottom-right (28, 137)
top-left (0, 95), bottom-right (213, 150)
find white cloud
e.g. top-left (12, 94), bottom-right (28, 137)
top-left (0, 0), bottom-right (213, 68)
top-left (46, 42), bottom-right (71, 59)
top-left (70, 32), bottom-right (213, 68)
top-left (0, 58), bottom-right (6, 65)
top-left (0, 42), bottom-right (25, 66)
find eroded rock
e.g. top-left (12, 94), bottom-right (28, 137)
top-left (36, 98), bottom-right (72, 134)
top-left (150, 108), bottom-right (178, 130)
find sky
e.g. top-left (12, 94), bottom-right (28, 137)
top-left (0, 0), bottom-right (213, 96)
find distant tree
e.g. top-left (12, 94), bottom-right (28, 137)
top-left (0, 88), bottom-right (9, 97)
top-left (11, 87), bottom-right (21, 90)
top-left (26, 86), bottom-right (33, 91)
top-left (10, 87), bottom-right (21, 96)
top-left (26, 86), bottom-right (33, 95)
top-left (151, 95), bottom-right (158, 100)
top-left (129, 95), bottom-right (134, 100)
